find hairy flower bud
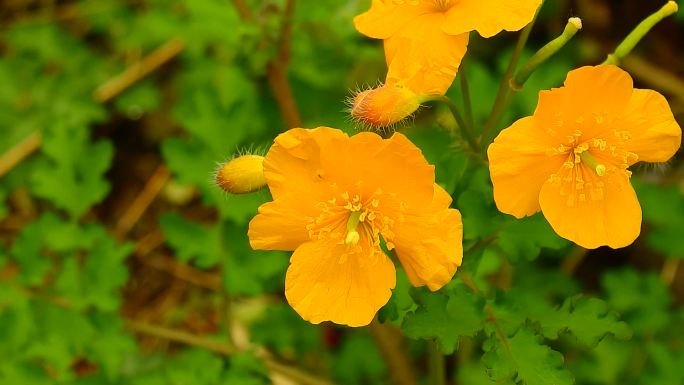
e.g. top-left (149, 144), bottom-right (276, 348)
top-left (215, 155), bottom-right (266, 194)
top-left (350, 85), bottom-right (421, 127)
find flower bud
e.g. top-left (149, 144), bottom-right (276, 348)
top-left (350, 84), bottom-right (421, 127)
top-left (215, 155), bottom-right (267, 194)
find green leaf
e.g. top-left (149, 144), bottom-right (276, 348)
top-left (496, 214), bottom-right (568, 262)
top-left (54, 226), bottom-right (133, 311)
top-left (641, 341), bottom-right (684, 385)
top-left (401, 283), bottom-right (486, 353)
top-left (331, 333), bottom-right (387, 385)
top-left (86, 315), bottom-right (137, 381)
top-left (483, 326), bottom-right (574, 385)
top-left (634, 180), bottom-right (684, 258)
top-left (9, 213), bottom-right (64, 285)
top-left (601, 268), bottom-right (672, 334)
top-left (0, 187), bottom-right (7, 220)
top-left (159, 212), bottom-right (222, 268)
top-left (224, 351), bottom-right (270, 385)
top-left (538, 296), bottom-right (632, 347)
top-left (249, 303), bottom-right (322, 357)
top-left (30, 124), bottom-right (113, 218)
top-left (222, 222), bottom-right (289, 296)
top-left (166, 349), bottom-right (225, 385)
top-left (458, 362), bottom-right (506, 385)
top-left (573, 337), bottom-right (632, 385)
top-left (378, 268), bottom-right (416, 324)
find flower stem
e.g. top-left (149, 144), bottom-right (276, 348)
top-left (428, 340), bottom-right (446, 385)
top-left (480, 2), bottom-right (542, 150)
top-left (603, 1), bottom-right (678, 66)
top-left (459, 62), bottom-right (475, 130)
top-left (511, 17), bottom-right (582, 90)
top-left (428, 95), bottom-right (479, 154)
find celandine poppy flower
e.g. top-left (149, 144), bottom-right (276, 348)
top-left (248, 127), bottom-right (463, 326)
top-left (354, 0), bottom-right (542, 95)
top-left (488, 65), bottom-right (681, 249)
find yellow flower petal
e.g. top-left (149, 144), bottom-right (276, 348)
top-left (488, 117), bottom-right (567, 218)
top-left (320, 132), bottom-right (435, 210)
top-left (248, 194), bottom-right (318, 251)
top-left (393, 184), bottom-right (462, 290)
top-left (353, 0), bottom-right (435, 39)
top-left (536, 66), bottom-right (634, 130)
top-left (264, 127), bottom-right (347, 199)
top-left (539, 167), bottom-right (642, 249)
top-left (442, 0), bottom-right (542, 37)
top-left (285, 239), bottom-right (396, 327)
top-left (618, 89), bottom-right (682, 164)
top-left (384, 13), bottom-right (468, 95)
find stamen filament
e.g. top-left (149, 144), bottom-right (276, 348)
top-left (580, 151), bottom-right (607, 176)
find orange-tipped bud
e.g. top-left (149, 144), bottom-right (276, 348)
top-left (215, 155), bottom-right (267, 194)
top-left (350, 85), bottom-right (421, 127)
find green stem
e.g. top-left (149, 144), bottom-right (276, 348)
top-left (603, 1), bottom-right (678, 65)
top-left (427, 95), bottom-right (479, 154)
top-left (511, 17), bottom-right (583, 90)
top-left (480, 3), bottom-right (541, 150)
top-left (428, 340), bottom-right (446, 385)
top-left (459, 62), bottom-right (474, 130)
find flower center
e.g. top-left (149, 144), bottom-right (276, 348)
top-left (578, 149), bottom-right (606, 176)
top-left (544, 114), bottom-right (640, 207)
top-left (344, 211), bottom-right (362, 245)
top-left (305, 184), bottom-right (404, 257)
top-left (431, 0), bottom-right (452, 11)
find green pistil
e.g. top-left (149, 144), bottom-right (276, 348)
top-left (344, 211), bottom-right (362, 245)
top-left (580, 151), bottom-right (607, 176)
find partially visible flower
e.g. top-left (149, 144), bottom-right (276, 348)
top-left (488, 65), bottom-right (681, 249)
top-left (350, 84), bottom-right (422, 127)
top-left (248, 127), bottom-right (463, 326)
top-left (354, 0), bottom-right (542, 95)
top-left (215, 155), bottom-right (267, 194)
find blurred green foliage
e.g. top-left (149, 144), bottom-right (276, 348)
top-left (1, 1), bottom-right (683, 385)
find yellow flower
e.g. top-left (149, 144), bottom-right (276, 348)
top-left (248, 127), bottom-right (463, 326)
top-left (488, 65), bottom-right (682, 249)
top-left (354, 0), bottom-right (542, 95)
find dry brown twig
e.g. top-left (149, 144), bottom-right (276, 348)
top-left (0, 132), bottom-right (41, 178)
top-left (0, 38), bottom-right (184, 179)
top-left (231, 0), bottom-right (302, 128)
top-left (94, 37), bottom-right (185, 103)
top-left (114, 164), bottom-right (171, 239)
top-left (369, 319), bottom-right (419, 385)
top-left (126, 319), bottom-right (336, 385)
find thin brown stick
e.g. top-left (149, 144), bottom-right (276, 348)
top-left (134, 229), bottom-right (165, 257)
top-left (230, 0), bottom-right (255, 20)
top-left (0, 132), bottom-right (41, 178)
top-left (369, 319), bottom-right (418, 385)
top-left (560, 246), bottom-right (588, 275)
top-left (661, 258), bottom-right (680, 287)
top-left (278, 0), bottom-right (295, 63)
top-left (138, 254), bottom-right (222, 291)
top-left (230, 0), bottom-right (302, 128)
top-left (114, 164), bottom-right (171, 239)
top-left (94, 37), bottom-right (185, 103)
top-left (266, 65), bottom-right (303, 128)
top-left (126, 319), bottom-right (336, 385)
